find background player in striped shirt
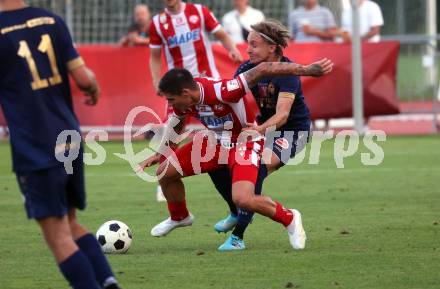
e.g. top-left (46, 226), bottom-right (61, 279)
top-left (149, 0), bottom-right (243, 90)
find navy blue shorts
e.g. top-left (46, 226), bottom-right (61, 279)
top-left (264, 128), bottom-right (311, 168)
top-left (16, 157), bottom-right (86, 220)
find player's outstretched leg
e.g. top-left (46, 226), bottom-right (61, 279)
top-left (68, 209), bottom-right (122, 289)
top-left (151, 161), bottom-right (194, 237)
top-left (37, 216), bottom-right (101, 289)
top-left (232, 181), bottom-right (306, 250)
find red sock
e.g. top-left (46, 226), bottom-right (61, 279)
top-left (167, 200), bottom-right (189, 221)
top-left (271, 202), bottom-right (294, 227)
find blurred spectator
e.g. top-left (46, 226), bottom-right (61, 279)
top-left (120, 4), bottom-right (151, 46)
top-left (288, 0), bottom-right (337, 42)
top-left (222, 0), bottom-right (265, 43)
top-left (340, 0), bottom-right (384, 43)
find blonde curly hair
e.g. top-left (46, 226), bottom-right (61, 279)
top-left (250, 20), bottom-right (291, 56)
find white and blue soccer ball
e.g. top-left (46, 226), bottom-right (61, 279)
top-left (96, 220), bottom-right (133, 254)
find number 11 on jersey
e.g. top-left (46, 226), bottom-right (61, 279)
top-left (17, 34), bottom-right (63, 91)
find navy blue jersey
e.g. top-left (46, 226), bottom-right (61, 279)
top-left (0, 7), bottom-right (84, 172)
top-left (234, 57), bottom-right (311, 131)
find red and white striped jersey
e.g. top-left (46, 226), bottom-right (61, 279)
top-left (172, 74), bottom-right (260, 142)
top-left (149, 2), bottom-right (221, 78)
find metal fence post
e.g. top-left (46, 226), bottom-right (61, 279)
top-left (351, 0), bottom-right (364, 134)
top-left (427, 0), bottom-right (439, 132)
top-left (65, 0), bottom-right (73, 37)
top-left (396, 0), bottom-right (406, 34)
top-left (286, 0), bottom-right (295, 27)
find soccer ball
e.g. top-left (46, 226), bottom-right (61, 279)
top-left (96, 220), bottom-right (133, 254)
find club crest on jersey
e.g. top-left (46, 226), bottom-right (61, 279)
top-left (189, 15), bottom-right (199, 24)
top-left (275, 138), bottom-right (289, 150)
top-left (226, 79), bottom-right (240, 91)
top-left (174, 16), bottom-right (185, 26)
top-left (213, 104), bottom-right (226, 112)
top-left (167, 29), bottom-right (200, 48)
top-left (164, 23), bottom-right (169, 30)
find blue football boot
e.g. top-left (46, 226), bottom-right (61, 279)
top-left (218, 234), bottom-right (245, 251)
top-left (214, 213), bottom-right (238, 233)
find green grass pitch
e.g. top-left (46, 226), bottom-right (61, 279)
top-left (0, 136), bottom-right (439, 289)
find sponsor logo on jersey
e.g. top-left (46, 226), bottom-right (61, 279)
top-left (275, 138), bottom-right (289, 150)
top-left (167, 29), bottom-right (201, 48)
top-left (198, 113), bottom-right (234, 128)
top-left (226, 79), bottom-right (240, 91)
top-left (189, 15), bottom-right (199, 24)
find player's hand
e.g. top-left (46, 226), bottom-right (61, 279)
top-left (81, 67), bottom-right (100, 106)
top-left (137, 153), bottom-right (161, 171)
top-left (84, 84), bottom-right (100, 106)
top-left (243, 122), bottom-right (265, 136)
top-left (229, 49), bottom-right (243, 63)
top-left (305, 58), bottom-right (334, 77)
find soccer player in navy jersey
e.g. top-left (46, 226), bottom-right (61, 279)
top-left (0, 1), bottom-right (122, 288)
top-left (209, 20), bottom-right (318, 251)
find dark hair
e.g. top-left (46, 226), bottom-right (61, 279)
top-left (251, 20), bottom-right (290, 56)
top-left (158, 68), bottom-right (197, 95)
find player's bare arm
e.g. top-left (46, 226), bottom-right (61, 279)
top-left (243, 58), bottom-right (333, 88)
top-left (149, 47), bottom-right (162, 92)
top-left (245, 94), bottom-right (294, 134)
top-left (70, 66), bottom-right (100, 106)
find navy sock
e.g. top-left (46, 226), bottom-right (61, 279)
top-left (208, 169), bottom-right (238, 216)
top-left (76, 233), bottom-right (117, 288)
top-left (232, 209), bottom-right (253, 239)
top-left (232, 165), bottom-right (268, 239)
top-left (59, 250), bottom-right (100, 289)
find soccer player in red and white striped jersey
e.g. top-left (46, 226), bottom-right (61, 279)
top-left (149, 0), bottom-right (243, 90)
